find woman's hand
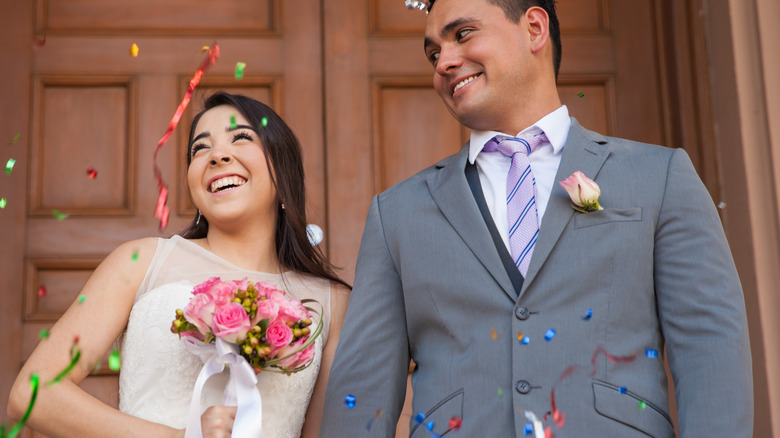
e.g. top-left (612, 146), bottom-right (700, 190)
top-left (200, 406), bottom-right (237, 438)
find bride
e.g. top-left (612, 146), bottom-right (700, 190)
top-left (7, 92), bottom-right (350, 437)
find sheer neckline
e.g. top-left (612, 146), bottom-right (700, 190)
top-left (172, 235), bottom-right (289, 277)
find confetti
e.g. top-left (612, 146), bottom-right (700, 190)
top-left (0, 198), bottom-right (6, 209)
top-left (2, 373), bottom-right (39, 438)
top-left (230, 115), bottom-right (237, 130)
top-left (578, 92), bottom-right (585, 98)
top-left (8, 133), bottom-right (20, 144)
top-left (235, 62), bottom-right (246, 80)
top-left (129, 43), bottom-right (139, 57)
top-left (86, 167), bottom-right (97, 179)
top-left (153, 43), bottom-right (219, 231)
top-left (261, 117), bottom-right (268, 127)
top-left (109, 348), bottom-right (121, 371)
top-left (582, 309), bottom-right (593, 320)
top-left (498, 387), bottom-right (503, 397)
top-left (344, 394), bottom-right (356, 408)
top-left (131, 250), bottom-right (139, 262)
top-left (520, 336), bottom-right (530, 345)
top-left (717, 201), bottom-right (727, 209)
top-left (638, 400), bottom-right (647, 410)
top-left (618, 386), bottom-right (627, 394)
top-left (78, 295), bottom-right (86, 303)
top-left (448, 416), bottom-right (462, 430)
top-left (37, 285), bottom-right (47, 298)
top-left (544, 328), bottom-right (556, 341)
top-left (38, 329), bottom-right (49, 339)
top-left (645, 348), bottom-right (659, 358)
top-left (52, 209), bottom-right (69, 220)
top-left (33, 35), bottom-right (46, 49)
top-left (47, 342), bottom-right (81, 386)
top-left (198, 46), bottom-right (210, 53)
top-left (414, 412), bottom-right (426, 424)
top-left (524, 423), bottom-right (534, 435)
top-left (426, 420), bottom-right (434, 430)
top-left (5, 158), bottom-right (15, 175)
top-left (491, 327), bottom-right (498, 340)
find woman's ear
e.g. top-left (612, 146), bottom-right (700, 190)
top-left (525, 6), bottom-right (550, 54)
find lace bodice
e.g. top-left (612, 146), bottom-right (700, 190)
top-left (119, 236), bottom-right (331, 437)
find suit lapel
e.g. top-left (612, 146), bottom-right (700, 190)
top-left (520, 119), bottom-right (611, 296)
top-left (427, 144), bottom-right (518, 302)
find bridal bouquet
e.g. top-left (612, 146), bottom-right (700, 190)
top-left (171, 277), bottom-right (322, 373)
top-left (170, 277), bottom-right (322, 438)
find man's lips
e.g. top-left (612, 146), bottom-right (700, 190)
top-left (451, 73), bottom-right (482, 96)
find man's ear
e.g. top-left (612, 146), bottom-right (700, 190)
top-left (525, 7), bottom-right (550, 54)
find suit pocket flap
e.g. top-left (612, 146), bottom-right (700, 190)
top-left (410, 389), bottom-right (464, 438)
top-left (592, 382), bottom-right (674, 438)
top-left (574, 207), bottom-right (642, 229)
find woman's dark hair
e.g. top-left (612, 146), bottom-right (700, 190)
top-left (180, 91), bottom-right (350, 289)
top-left (428, 0), bottom-right (562, 80)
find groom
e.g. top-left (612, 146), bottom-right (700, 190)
top-left (320, 0), bottom-right (753, 436)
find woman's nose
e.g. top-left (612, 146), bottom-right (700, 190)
top-left (208, 146), bottom-right (233, 166)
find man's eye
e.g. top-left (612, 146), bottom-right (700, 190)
top-left (456, 29), bottom-right (472, 40)
top-left (428, 51), bottom-right (440, 64)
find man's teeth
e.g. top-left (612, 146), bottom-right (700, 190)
top-left (210, 176), bottom-right (246, 192)
top-left (453, 76), bottom-right (477, 94)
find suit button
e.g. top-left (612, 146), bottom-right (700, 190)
top-left (515, 307), bottom-right (530, 320)
top-left (515, 380), bottom-right (532, 394)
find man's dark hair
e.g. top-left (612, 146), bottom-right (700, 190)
top-left (428, 0), bottom-right (561, 80)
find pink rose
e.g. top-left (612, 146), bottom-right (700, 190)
top-left (275, 338), bottom-right (315, 370)
top-left (252, 299), bottom-right (280, 325)
top-left (559, 171), bottom-right (604, 212)
top-left (212, 281), bottom-right (238, 307)
top-left (265, 320), bottom-right (294, 350)
top-left (270, 292), bottom-right (306, 323)
top-left (183, 292), bottom-right (215, 336)
top-left (232, 277), bottom-right (250, 292)
top-left (212, 302), bottom-right (251, 343)
top-left (193, 277), bottom-right (222, 298)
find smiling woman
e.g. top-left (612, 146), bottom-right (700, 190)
top-left (7, 91), bottom-right (351, 438)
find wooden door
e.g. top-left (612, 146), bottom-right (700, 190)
top-left (0, 0), bottom-right (325, 436)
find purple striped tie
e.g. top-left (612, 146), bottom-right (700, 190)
top-left (483, 132), bottom-right (548, 277)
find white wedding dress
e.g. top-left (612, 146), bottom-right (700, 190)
top-left (119, 236), bottom-right (331, 437)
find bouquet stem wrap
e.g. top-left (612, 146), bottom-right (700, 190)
top-left (184, 338), bottom-right (263, 438)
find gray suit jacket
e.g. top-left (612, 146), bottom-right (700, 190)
top-left (320, 120), bottom-right (752, 437)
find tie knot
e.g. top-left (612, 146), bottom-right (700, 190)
top-left (483, 132), bottom-right (548, 157)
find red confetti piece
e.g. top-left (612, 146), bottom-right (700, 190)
top-left (33, 35), bottom-right (46, 49)
top-left (152, 43), bottom-right (220, 231)
top-left (38, 285), bottom-right (47, 298)
top-left (448, 416), bottom-right (462, 430)
top-left (86, 167), bottom-right (97, 179)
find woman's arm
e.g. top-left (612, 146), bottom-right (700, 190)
top-left (7, 237), bottom-right (186, 438)
top-left (300, 281), bottom-right (350, 438)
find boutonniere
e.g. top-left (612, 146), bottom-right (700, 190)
top-left (559, 171), bottom-right (604, 213)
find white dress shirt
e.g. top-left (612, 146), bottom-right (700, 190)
top-left (468, 105), bottom-right (571, 251)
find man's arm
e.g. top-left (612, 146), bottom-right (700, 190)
top-left (319, 196), bottom-right (411, 437)
top-left (654, 148), bottom-right (753, 436)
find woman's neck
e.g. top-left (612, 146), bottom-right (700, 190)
top-left (200, 222), bottom-right (282, 273)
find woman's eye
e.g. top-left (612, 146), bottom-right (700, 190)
top-left (191, 144), bottom-right (207, 156)
top-left (233, 132), bottom-right (254, 142)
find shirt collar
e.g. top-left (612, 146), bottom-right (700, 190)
top-left (468, 105), bottom-right (571, 163)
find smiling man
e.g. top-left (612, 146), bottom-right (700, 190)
top-left (320, 1), bottom-right (753, 436)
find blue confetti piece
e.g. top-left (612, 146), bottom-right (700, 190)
top-left (521, 336), bottom-right (530, 345)
top-left (524, 423), bottom-right (534, 435)
top-left (645, 348), bottom-right (659, 358)
top-left (544, 328), bottom-right (556, 341)
top-left (583, 309), bottom-right (593, 320)
top-left (415, 412), bottom-right (426, 424)
top-left (618, 386), bottom-right (627, 394)
top-left (426, 420), bottom-right (434, 430)
top-left (344, 394), bottom-right (356, 408)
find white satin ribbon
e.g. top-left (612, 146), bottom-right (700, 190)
top-left (184, 337), bottom-right (263, 438)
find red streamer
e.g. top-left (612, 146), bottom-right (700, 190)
top-left (152, 43), bottom-right (220, 230)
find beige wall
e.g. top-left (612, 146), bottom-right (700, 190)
top-left (722, 0), bottom-right (780, 433)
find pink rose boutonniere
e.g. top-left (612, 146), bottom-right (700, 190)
top-left (559, 171), bottom-right (604, 213)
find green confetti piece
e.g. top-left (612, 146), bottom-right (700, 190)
top-left (261, 117), bottom-right (268, 128)
top-left (0, 198), bottom-right (7, 209)
top-left (52, 209), bottom-right (69, 220)
top-left (109, 348), bottom-right (121, 371)
top-left (230, 115), bottom-right (237, 130)
top-left (47, 344), bottom-right (81, 386)
top-left (38, 329), bottom-right (49, 339)
top-left (498, 388), bottom-right (503, 397)
top-left (78, 295), bottom-right (86, 303)
top-left (578, 92), bottom-right (585, 98)
top-left (7, 133), bottom-right (20, 145)
top-left (638, 400), bottom-right (647, 410)
top-left (235, 62), bottom-right (246, 80)
top-left (4, 373), bottom-right (39, 438)
top-left (5, 158), bottom-right (15, 175)
top-left (131, 250), bottom-right (139, 262)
